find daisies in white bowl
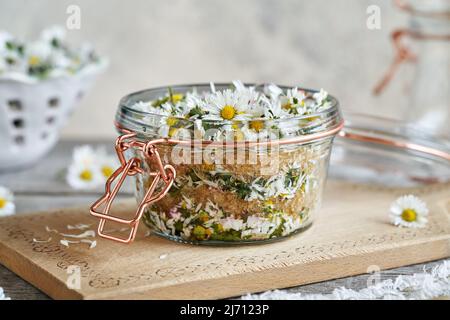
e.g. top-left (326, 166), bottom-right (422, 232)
top-left (0, 25), bottom-right (105, 81)
top-left (66, 145), bottom-right (118, 190)
top-left (0, 186), bottom-right (15, 217)
top-left (389, 195), bottom-right (429, 228)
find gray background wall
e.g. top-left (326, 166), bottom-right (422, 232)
top-left (0, 0), bottom-right (408, 138)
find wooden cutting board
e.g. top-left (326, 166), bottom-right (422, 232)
top-left (0, 180), bottom-right (449, 300)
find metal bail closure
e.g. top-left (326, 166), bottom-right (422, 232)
top-left (90, 133), bottom-right (176, 244)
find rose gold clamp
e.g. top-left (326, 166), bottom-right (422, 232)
top-left (90, 131), bottom-right (176, 243)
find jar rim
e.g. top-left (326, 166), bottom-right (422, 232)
top-left (116, 82), bottom-right (343, 144)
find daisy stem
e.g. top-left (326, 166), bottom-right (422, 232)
top-left (168, 87), bottom-right (174, 106)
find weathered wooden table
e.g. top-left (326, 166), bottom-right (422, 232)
top-left (0, 140), bottom-right (447, 300)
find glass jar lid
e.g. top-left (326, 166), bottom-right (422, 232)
top-left (331, 113), bottom-right (450, 187)
top-left (115, 83), bottom-right (343, 146)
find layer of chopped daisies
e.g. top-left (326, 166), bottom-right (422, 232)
top-left (131, 81), bottom-right (333, 142)
top-left (0, 26), bottom-right (103, 80)
top-left (134, 141), bottom-right (330, 243)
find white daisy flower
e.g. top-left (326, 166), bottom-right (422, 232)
top-left (40, 25), bottom-right (66, 46)
top-left (0, 186), bottom-right (15, 217)
top-left (264, 83), bottom-right (283, 99)
top-left (77, 43), bottom-right (95, 62)
top-left (135, 102), bottom-right (173, 129)
top-left (66, 162), bottom-right (104, 190)
top-left (389, 195), bottom-right (429, 228)
top-left (311, 89), bottom-right (331, 111)
top-left (1, 49), bottom-right (26, 73)
top-left (96, 147), bottom-right (119, 180)
top-left (241, 123), bottom-right (277, 142)
top-left (179, 92), bottom-right (200, 116)
top-left (152, 102), bottom-right (173, 115)
top-left (232, 80), bottom-right (247, 92)
top-left (72, 145), bottom-right (97, 167)
top-left (132, 101), bottom-right (153, 113)
top-left (0, 31), bottom-right (14, 52)
top-left (50, 50), bottom-right (72, 69)
top-left (67, 145), bottom-right (118, 189)
top-left (221, 217), bottom-right (244, 231)
top-left (26, 41), bottom-right (52, 67)
top-left (240, 126), bottom-right (262, 141)
top-left (201, 89), bottom-right (253, 122)
top-left (158, 102), bottom-right (186, 138)
top-left (193, 119), bottom-right (206, 140)
top-left (232, 80), bottom-right (261, 108)
top-left (313, 89), bottom-right (328, 103)
top-left (261, 96), bottom-right (290, 119)
top-left (279, 87), bottom-right (307, 115)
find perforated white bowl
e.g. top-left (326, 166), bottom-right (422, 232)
top-left (0, 64), bottom-right (105, 171)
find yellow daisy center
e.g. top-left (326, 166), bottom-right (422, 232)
top-left (28, 56), bottom-right (40, 66)
top-left (166, 117), bottom-right (178, 127)
top-left (79, 169), bottom-right (93, 181)
top-left (171, 93), bottom-right (183, 103)
top-left (282, 102), bottom-right (292, 110)
top-left (220, 105), bottom-right (236, 120)
top-left (101, 166), bottom-right (114, 178)
top-left (0, 197), bottom-right (6, 209)
top-left (249, 120), bottom-right (264, 132)
top-left (401, 209), bottom-right (417, 222)
top-left (168, 127), bottom-right (178, 137)
top-left (264, 199), bottom-right (274, 207)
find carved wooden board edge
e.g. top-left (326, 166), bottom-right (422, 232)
top-left (0, 182), bottom-right (449, 299)
top-left (1, 210), bottom-right (449, 299)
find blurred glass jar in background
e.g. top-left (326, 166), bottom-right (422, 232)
top-left (375, 0), bottom-right (450, 138)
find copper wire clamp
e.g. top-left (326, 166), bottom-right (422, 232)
top-left (90, 132), bottom-right (175, 243)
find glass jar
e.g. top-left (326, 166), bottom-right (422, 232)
top-left (92, 83), bottom-right (343, 245)
top-left (375, 0), bottom-right (450, 137)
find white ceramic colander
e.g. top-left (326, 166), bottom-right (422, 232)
top-left (0, 64), bottom-right (105, 171)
